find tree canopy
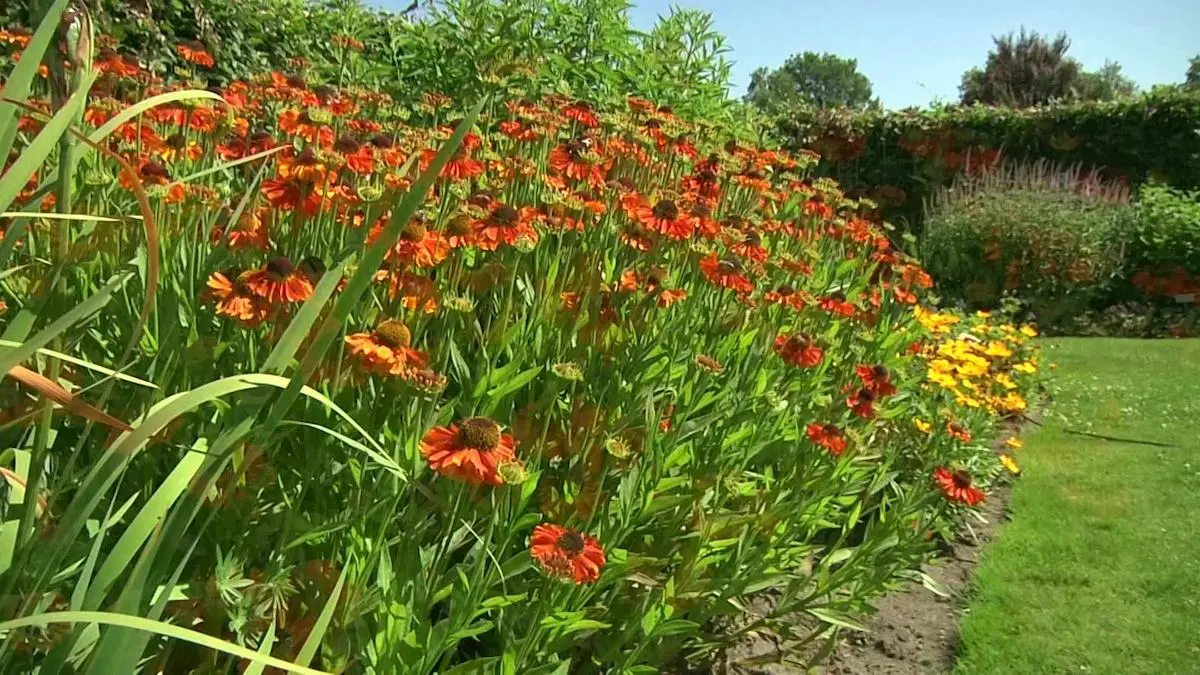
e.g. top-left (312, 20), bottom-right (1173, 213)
top-left (959, 30), bottom-right (1141, 107)
top-left (746, 51), bottom-right (877, 113)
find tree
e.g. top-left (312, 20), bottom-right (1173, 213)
top-left (745, 51), bottom-right (877, 113)
top-left (1187, 55), bottom-right (1200, 89)
top-left (1075, 60), bottom-right (1137, 101)
top-left (960, 29), bottom-right (1083, 106)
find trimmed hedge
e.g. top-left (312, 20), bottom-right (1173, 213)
top-left (774, 88), bottom-right (1200, 229)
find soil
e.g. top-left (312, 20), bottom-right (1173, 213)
top-left (714, 484), bottom-right (1012, 675)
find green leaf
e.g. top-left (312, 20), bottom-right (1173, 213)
top-left (806, 607), bottom-right (869, 632)
top-left (294, 565), bottom-right (347, 666)
top-left (86, 90), bottom-right (224, 145)
top-left (485, 365), bottom-right (543, 401)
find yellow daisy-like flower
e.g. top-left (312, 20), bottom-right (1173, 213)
top-left (1000, 392), bottom-right (1027, 412)
top-left (1013, 361), bottom-right (1038, 375)
top-left (984, 341), bottom-right (1013, 358)
top-left (1000, 454), bottom-right (1022, 475)
top-left (927, 370), bottom-right (957, 389)
top-left (995, 373), bottom-right (1018, 390)
top-left (956, 393), bottom-right (982, 408)
top-left (1005, 437), bottom-right (1024, 449)
top-left (914, 418), bottom-right (932, 434)
top-left (975, 310), bottom-right (992, 319)
top-left (1019, 324), bottom-right (1038, 338)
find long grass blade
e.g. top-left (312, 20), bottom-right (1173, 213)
top-left (0, 72), bottom-right (98, 214)
top-left (0, 273), bottom-right (132, 374)
top-left (85, 90), bottom-right (224, 144)
top-left (294, 566), bottom-right (348, 667)
top-left (0, 612), bottom-right (331, 675)
top-left (0, 0), bottom-right (71, 163)
top-left (0, 340), bottom-right (157, 388)
top-left (6, 365), bottom-right (132, 431)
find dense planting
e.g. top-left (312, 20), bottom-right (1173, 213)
top-left (0, 5), bottom-right (1040, 673)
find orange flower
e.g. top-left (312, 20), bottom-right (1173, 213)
top-left (806, 423), bottom-right (847, 456)
top-left (344, 320), bottom-right (430, 378)
top-left (946, 422), bottom-right (972, 443)
top-left (176, 41), bottom-right (214, 67)
top-left (475, 203), bottom-right (539, 251)
top-left (422, 145), bottom-right (484, 182)
top-left (562, 100), bottom-right (600, 128)
top-left (774, 333), bottom-right (823, 368)
top-left (699, 254), bottom-right (753, 294)
top-left (856, 364), bottom-right (897, 397)
top-left (548, 140), bottom-right (605, 187)
top-left (530, 523), bottom-right (606, 585)
top-left (420, 418), bottom-right (518, 486)
top-left (206, 271), bottom-right (270, 326)
top-left (244, 257), bottom-right (314, 303)
top-left (631, 197), bottom-right (694, 240)
top-left (764, 284), bottom-right (808, 310)
top-left (847, 387), bottom-right (876, 419)
top-left (933, 467), bottom-right (986, 506)
top-left (818, 292), bottom-right (856, 318)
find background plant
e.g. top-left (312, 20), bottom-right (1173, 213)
top-left (921, 160), bottom-right (1134, 329)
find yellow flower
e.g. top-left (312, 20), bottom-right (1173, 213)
top-left (927, 370), bottom-right (957, 389)
top-left (1013, 361), bottom-right (1037, 375)
top-left (1000, 454), bottom-right (1022, 475)
top-left (955, 392), bottom-right (982, 408)
top-left (995, 373), bottom-right (1018, 390)
top-left (914, 418), bottom-right (932, 434)
top-left (984, 341), bottom-right (1012, 358)
top-left (1005, 437), bottom-right (1024, 450)
top-left (975, 310), bottom-right (992, 319)
top-left (1019, 324), bottom-right (1038, 338)
top-left (915, 306), bottom-right (960, 334)
top-left (1000, 392), bottom-right (1027, 412)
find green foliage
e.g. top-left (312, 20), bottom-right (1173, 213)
top-left (1074, 60), bottom-right (1138, 102)
top-left (921, 161), bottom-right (1134, 328)
top-left (746, 51), bottom-right (877, 115)
top-left (1187, 55), bottom-right (1200, 89)
top-left (959, 30), bottom-right (1136, 107)
top-left (959, 30), bottom-right (1082, 107)
top-left (774, 87), bottom-right (1200, 230)
top-left (1126, 182), bottom-right (1200, 289)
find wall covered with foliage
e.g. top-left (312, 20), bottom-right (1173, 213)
top-left (774, 88), bottom-right (1200, 229)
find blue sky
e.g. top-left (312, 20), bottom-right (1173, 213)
top-left (379, 0), bottom-right (1200, 109)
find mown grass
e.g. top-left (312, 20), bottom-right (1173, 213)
top-left (956, 338), bottom-right (1200, 674)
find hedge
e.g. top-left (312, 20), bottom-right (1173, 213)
top-left (774, 87), bottom-right (1200, 229)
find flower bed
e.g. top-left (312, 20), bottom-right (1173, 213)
top-left (1, 15), bottom-right (1041, 673)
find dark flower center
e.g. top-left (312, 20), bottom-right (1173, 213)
top-left (166, 133), bottom-right (186, 149)
top-left (447, 214), bottom-right (473, 236)
top-left (285, 73), bottom-right (306, 89)
top-left (724, 139), bottom-right (740, 154)
top-left (952, 470), bottom-right (973, 488)
top-left (823, 424), bottom-right (841, 436)
top-left (657, 105), bottom-right (674, 115)
top-left (334, 135), bottom-right (360, 154)
top-left (652, 199), bottom-right (679, 221)
top-left (490, 204), bottom-right (519, 227)
top-left (296, 147), bottom-right (319, 166)
top-left (458, 417), bottom-right (502, 451)
top-left (314, 84), bottom-right (337, 102)
top-left (689, 203), bottom-right (711, 218)
top-left (556, 531), bottom-right (585, 556)
top-left (401, 219), bottom-right (428, 242)
top-left (369, 133), bottom-right (393, 148)
top-left (873, 365), bottom-right (890, 379)
top-left (374, 319), bottom-right (412, 348)
top-left (249, 129), bottom-right (273, 145)
top-left (717, 257), bottom-right (742, 275)
top-left (743, 231), bottom-right (761, 246)
top-left (468, 191), bottom-right (494, 208)
top-left (265, 256), bottom-right (295, 281)
top-left (643, 118), bottom-right (662, 130)
top-left (776, 284), bottom-right (795, 296)
top-left (141, 162), bottom-right (169, 179)
top-left (787, 335), bottom-right (810, 351)
top-left (185, 40), bottom-right (206, 51)
top-left (855, 387), bottom-right (876, 403)
top-left (297, 110), bottom-right (314, 125)
top-left (121, 53), bottom-right (139, 66)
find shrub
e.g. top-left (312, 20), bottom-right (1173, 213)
top-left (0, 6), bottom-right (1041, 673)
top-left (921, 161), bottom-right (1134, 328)
top-left (773, 88), bottom-right (1200, 230)
top-left (1126, 183), bottom-right (1200, 302)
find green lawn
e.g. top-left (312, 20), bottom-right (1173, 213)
top-left (955, 338), bottom-right (1200, 675)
